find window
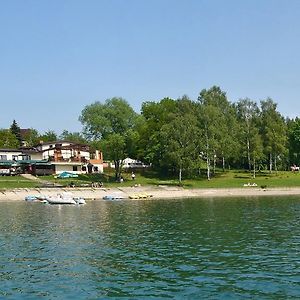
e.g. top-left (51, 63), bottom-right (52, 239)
top-left (0, 155), bottom-right (7, 160)
top-left (12, 155), bottom-right (18, 160)
top-left (82, 166), bottom-right (87, 172)
top-left (73, 166), bottom-right (78, 171)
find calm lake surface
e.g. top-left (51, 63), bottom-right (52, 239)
top-left (1, 196), bottom-right (300, 299)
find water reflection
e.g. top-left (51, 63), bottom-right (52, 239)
top-left (0, 197), bottom-right (300, 298)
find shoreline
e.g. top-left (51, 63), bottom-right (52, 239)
top-left (1, 185), bottom-right (300, 201)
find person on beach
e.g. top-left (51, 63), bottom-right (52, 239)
top-left (131, 172), bottom-right (135, 180)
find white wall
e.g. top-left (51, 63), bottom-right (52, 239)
top-left (0, 151), bottom-right (23, 160)
top-left (31, 153), bottom-right (43, 160)
top-left (54, 164), bottom-right (75, 174)
top-left (92, 163), bottom-right (103, 173)
top-left (110, 158), bottom-right (149, 169)
top-left (53, 163), bottom-right (85, 174)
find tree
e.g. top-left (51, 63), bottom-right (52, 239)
top-left (197, 86), bottom-right (230, 179)
top-left (10, 120), bottom-right (22, 146)
top-left (287, 118), bottom-right (300, 166)
top-left (197, 104), bottom-right (217, 180)
top-left (59, 130), bottom-right (87, 144)
top-left (160, 114), bottom-right (199, 182)
top-left (236, 98), bottom-right (262, 171)
top-left (260, 98), bottom-right (287, 172)
top-left (40, 130), bottom-right (57, 142)
top-left (139, 98), bottom-right (177, 169)
top-left (22, 129), bottom-right (40, 147)
top-left (79, 97), bottom-right (138, 180)
top-left (101, 133), bottom-right (127, 180)
top-left (79, 97), bottom-right (137, 140)
top-left (249, 126), bottom-right (264, 178)
top-left (0, 129), bottom-right (19, 148)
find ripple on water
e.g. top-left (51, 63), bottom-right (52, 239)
top-left (1, 197), bottom-right (300, 298)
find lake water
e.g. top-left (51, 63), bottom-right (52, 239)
top-left (1, 196), bottom-right (300, 299)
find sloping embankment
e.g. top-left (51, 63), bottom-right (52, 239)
top-left (2, 186), bottom-right (300, 201)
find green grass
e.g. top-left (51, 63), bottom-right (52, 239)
top-left (45, 169), bottom-right (300, 189)
top-left (0, 176), bottom-right (38, 189)
top-left (1, 169), bottom-right (300, 189)
top-left (180, 170), bottom-right (300, 189)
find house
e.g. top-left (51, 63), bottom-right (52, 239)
top-left (0, 148), bottom-right (24, 161)
top-left (122, 158), bottom-right (150, 168)
top-left (109, 158), bottom-right (150, 169)
top-left (0, 140), bottom-right (103, 176)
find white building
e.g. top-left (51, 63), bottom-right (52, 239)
top-left (0, 140), bottom-right (104, 175)
top-left (110, 158), bottom-right (150, 169)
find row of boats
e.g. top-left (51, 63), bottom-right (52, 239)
top-left (25, 192), bottom-right (154, 204)
top-left (25, 192), bottom-right (86, 205)
top-left (102, 193), bottom-right (153, 200)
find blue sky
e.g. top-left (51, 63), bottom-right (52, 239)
top-left (1, 0), bottom-right (300, 133)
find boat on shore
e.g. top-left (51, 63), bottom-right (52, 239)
top-left (25, 195), bottom-right (47, 202)
top-left (45, 195), bottom-right (86, 205)
top-left (103, 194), bottom-right (126, 201)
top-left (45, 195), bottom-right (77, 205)
top-left (26, 192), bottom-right (86, 205)
top-left (129, 193), bottom-right (153, 199)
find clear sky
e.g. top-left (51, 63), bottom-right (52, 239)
top-left (1, 0), bottom-right (300, 133)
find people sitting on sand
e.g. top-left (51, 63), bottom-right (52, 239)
top-left (92, 182), bottom-right (102, 188)
top-left (243, 182), bottom-right (257, 187)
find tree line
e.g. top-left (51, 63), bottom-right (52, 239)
top-left (79, 86), bottom-right (300, 181)
top-left (2, 86), bottom-right (300, 181)
top-left (0, 121), bottom-right (86, 149)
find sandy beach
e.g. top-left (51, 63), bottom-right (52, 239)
top-left (1, 185), bottom-right (300, 201)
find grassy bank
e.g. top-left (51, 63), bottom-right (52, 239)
top-left (0, 176), bottom-right (38, 189)
top-left (1, 169), bottom-right (300, 189)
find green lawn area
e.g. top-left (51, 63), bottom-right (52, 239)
top-left (38, 169), bottom-right (300, 189)
top-left (1, 170), bottom-right (300, 189)
top-left (0, 176), bottom-right (38, 189)
top-left (180, 170), bottom-right (300, 189)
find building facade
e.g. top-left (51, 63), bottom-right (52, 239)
top-left (0, 141), bottom-right (103, 175)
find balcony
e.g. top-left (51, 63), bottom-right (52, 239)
top-left (48, 156), bottom-right (88, 163)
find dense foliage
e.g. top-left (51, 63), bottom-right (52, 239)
top-left (78, 87), bottom-right (295, 182)
top-left (1, 86), bottom-right (299, 182)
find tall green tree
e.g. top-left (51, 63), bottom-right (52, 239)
top-left (10, 120), bottom-right (22, 146)
top-left (160, 114), bottom-right (199, 182)
top-left (260, 98), bottom-right (287, 172)
top-left (101, 133), bottom-right (127, 180)
top-left (249, 126), bottom-right (264, 178)
top-left (79, 97), bottom-right (138, 180)
top-left (79, 97), bottom-right (137, 140)
top-left (196, 104), bottom-right (218, 180)
top-left (236, 98), bottom-right (262, 172)
top-left (22, 129), bottom-right (40, 147)
top-left (197, 86), bottom-right (231, 179)
top-left (0, 129), bottom-right (19, 148)
top-left (139, 98), bottom-right (177, 169)
top-left (287, 117), bottom-right (300, 166)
